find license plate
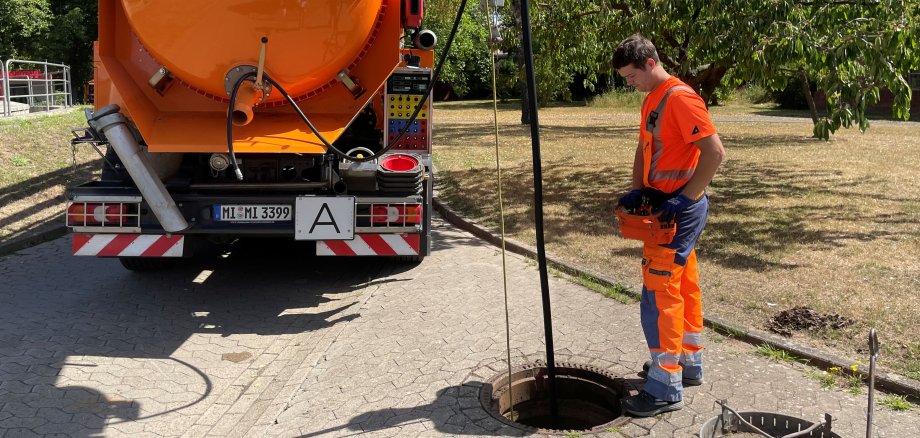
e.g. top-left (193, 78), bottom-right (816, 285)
top-left (213, 204), bottom-right (292, 222)
top-left (294, 196), bottom-right (355, 240)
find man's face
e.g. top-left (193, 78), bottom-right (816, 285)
top-left (617, 60), bottom-right (654, 92)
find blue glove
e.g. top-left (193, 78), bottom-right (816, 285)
top-left (617, 189), bottom-right (644, 210)
top-left (656, 194), bottom-right (694, 222)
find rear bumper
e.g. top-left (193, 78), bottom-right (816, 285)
top-left (66, 181), bottom-right (431, 257)
top-left (71, 232), bottom-right (421, 257)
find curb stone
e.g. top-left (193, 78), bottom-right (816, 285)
top-left (432, 195), bottom-right (920, 403)
top-left (0, 214), bottom-right (66, 258)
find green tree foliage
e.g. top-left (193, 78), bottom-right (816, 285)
top-left (427, 1), bottom-right (918, 135)
top-left (0, 0), bottom-right (52, 59)
top-left (712, 0), bottom-right (917, 139)
top-left (602, 0), bottom-right (917, 138)
top-left (0, 0), bottom-right (95, 102)
top-left (504, 0), bottom-right (616, 103)
top-left (423, 0), bottom-right (492, 98)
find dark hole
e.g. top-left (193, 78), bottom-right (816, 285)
top-left (482, 364), bottom-right (625, 432)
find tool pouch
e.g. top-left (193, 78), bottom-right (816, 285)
top-left (616, 206), bottom-right (676, 245)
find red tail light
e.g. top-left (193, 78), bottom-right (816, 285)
top-left (67, 202), bottom-right (135, 226)
top-left (371, 204), bottom-right (422, 224)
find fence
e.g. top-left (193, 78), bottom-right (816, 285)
top-left (1, 59), bottom-right (73, 117)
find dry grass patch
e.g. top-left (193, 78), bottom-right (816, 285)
top-left (432, 99), bottom-right (920, 380)
top-left (0, 109), bottom-right (100, 242)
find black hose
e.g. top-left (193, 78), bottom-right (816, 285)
top-left (226, 73), bottom-right (252, 180)
top-left (519, 0), bottom-right (559, 426)
top-left (224, 0), bottom-right (469, 164)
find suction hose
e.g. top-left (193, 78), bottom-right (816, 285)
top-left (91, 105), bottom-right (189, 233)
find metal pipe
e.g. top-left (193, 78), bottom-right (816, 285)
top-left (44, 64), bottom-right (49, 112)
top-left (1, 60), bottom-right (8, 116)
top-left (189, 182), bottom-right (327, 190)
top-left (91, 105), bottom-right (189, 232)
top-left (867, 328), bottom-right (879, 438)
top-left (519, 0), bottom-right (559, 426)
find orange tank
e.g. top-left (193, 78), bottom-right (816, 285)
top-left (95, 0), bottom-right (404, 153)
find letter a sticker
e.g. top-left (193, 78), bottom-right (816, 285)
top-left (309, 203), bottom-right (341, 233)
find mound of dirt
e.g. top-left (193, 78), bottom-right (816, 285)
top-left (768, 306), bottom-right (854, 337)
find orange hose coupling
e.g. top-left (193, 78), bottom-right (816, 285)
top-left (615, 206), bottom-right (677, 245)
top-left (230, 84), bottom-right (264, 127)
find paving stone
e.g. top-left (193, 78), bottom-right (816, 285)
top-left (4, 219), bottom-right (920, 437)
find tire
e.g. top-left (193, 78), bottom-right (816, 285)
top-left (119, 257), bottom-right (179, 272)
top-left (395, 254), bottom-right (425, 264)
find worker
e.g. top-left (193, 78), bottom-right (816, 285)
top-left (613, 33), bottom-right (725, 417)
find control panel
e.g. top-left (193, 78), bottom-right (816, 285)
top-left (385, 69), bottom-right (432, 153)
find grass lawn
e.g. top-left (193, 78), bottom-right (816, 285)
top-left (0, 109), bottom-right (100, 241)
top-left (431, 98), bottom-right (920, 381)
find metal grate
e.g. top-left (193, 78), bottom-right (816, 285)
top-left (355, 197), bottom-right (423, 233)
top-left (66, 197), bottom-right (142, 233)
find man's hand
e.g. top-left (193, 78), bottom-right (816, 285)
top-left (618, 189), bottom-right (644, 210)
top-left (656, 194), bottom-right (694, 222)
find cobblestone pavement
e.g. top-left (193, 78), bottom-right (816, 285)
top-left (1, 217), bottom-right (918, 437)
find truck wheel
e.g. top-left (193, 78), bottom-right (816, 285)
top-left (119, 257), bottom-right (179, 272)
top-left (396, 255), bottom-right (425, 264)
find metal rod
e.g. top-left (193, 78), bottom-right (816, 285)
top-left (1, 60), bottom-right (8, 116)
top-left (189, 182), bottom-right (327, 190)
top-left (519, 0), bottom-right (558, 425)
top-left (867, 328), bottom-right (879, 438)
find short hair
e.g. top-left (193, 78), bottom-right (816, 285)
top-left (612, 34), bottom-right (659, 70)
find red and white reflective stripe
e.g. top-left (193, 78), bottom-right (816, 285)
top-left (317, 234), bottom-right (419, 256)
top-left (72, 233), bottom-right (184, 257)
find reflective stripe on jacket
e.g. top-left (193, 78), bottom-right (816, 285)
top-left (639, 79), bottom-right (714, 194)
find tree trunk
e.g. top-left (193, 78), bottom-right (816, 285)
top-left (681, 64), bottom-right (729, 106)
top-left (800, 70), bottom-right (819, 125)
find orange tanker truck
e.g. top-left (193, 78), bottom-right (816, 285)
top-left (67, 0), bottom-right (443, 270)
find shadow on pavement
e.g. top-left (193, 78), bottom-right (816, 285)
top-left (0, 237), bottom-right (421, 436)
top-left (298, 385), bottom-right (528, 437)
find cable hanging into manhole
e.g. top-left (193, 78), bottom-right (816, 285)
top-left (481, 0), bottom-right (516, 423)
top-left (479, 0), bottom-right (560, 427)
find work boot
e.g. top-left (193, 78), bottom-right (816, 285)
top-left (641, 360), bottom-right (704, 386)
top-left (622, 390), bottom-right (683, 417)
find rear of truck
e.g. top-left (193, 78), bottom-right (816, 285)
top-left (68, 0), bottom-right (437, 269)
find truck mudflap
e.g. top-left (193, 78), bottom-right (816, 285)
top-left (317, 233), bottom-right (419, 256)
top-left (72, 233), bottom-right (184, 257)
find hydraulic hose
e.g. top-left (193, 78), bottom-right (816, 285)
top-left (226, 73), bottom-right (251, 180)
top-left (224, 0), bottom-right (469, 165)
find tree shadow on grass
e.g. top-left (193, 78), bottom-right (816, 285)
top-left (437, 132), bottom-right (918, 272)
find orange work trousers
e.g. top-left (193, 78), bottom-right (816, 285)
top-left (640, 195), bottom-right (707, 402)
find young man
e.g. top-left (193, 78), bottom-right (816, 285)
top-left (613, 34), bottom-right (725, 417)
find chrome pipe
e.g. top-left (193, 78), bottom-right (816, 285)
top-left (91, 105), bottom-right (189, 232)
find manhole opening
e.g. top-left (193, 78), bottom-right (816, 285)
top-left (480, 362), bottom-right (628, 433)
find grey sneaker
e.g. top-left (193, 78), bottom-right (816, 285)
top-left (622, 390), bottom-right (683, 417)
top-left (641, 360), bottom-right (703, 386)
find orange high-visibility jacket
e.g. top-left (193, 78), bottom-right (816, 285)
top-left (639, 77), bottom-right (716, 194)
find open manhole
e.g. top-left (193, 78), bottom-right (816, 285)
top-left (479, 362), bottom-right (628, 434)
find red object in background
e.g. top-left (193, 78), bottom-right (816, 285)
top-left (1, 70), bottom-right (46, 79)
top-left (403, 0), bottom-right (424, 28)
